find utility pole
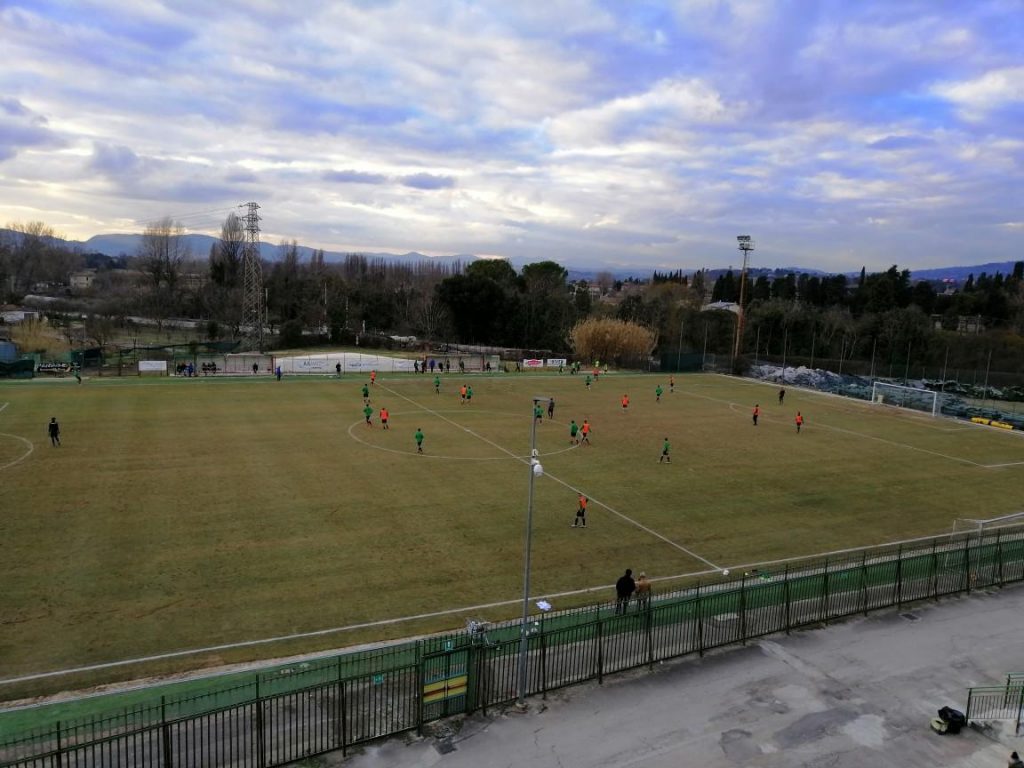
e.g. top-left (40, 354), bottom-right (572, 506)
top-left (732, 236), bottom-right (754, 364)
top-left (241, 202), bottom-right (264, 351)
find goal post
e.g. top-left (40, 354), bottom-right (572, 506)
top-left (952, 511), bottom-right (1024, 540)
top-left (944, 511), bottom-right (1024, 570)
top-left (870, 381), bottom-right (939, 417)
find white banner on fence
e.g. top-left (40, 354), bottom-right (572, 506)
top-left (139, 360), bottom-right (167, 372)
top-left (522, 358), bottom-right (544, 368)
top-left (275, 354), bottom-right (418, 374)
top-left (546, 358), bottom-right (567, 368)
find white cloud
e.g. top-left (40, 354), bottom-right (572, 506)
top-left (932, 67), bottom-right (1024, 119)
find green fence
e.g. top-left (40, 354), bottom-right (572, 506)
top-left (3, 525), bottom-right (1024, 767)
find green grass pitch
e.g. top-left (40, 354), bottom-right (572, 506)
top-left (1, 370), bottom-right (1022, 698)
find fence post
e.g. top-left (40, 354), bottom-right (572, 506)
top-left (740, 573), bottom-right (747, 645)
top-left (964, 534), bottom-right (972, 594)
top-left (996, 529), bottom-right (1004, 587)
top-left (480, 643), bottom-right (489, 718)
top-left (784, 565), bottom-right (791, 635)
top-left (819, 558), bottom-right (830, 625)
top-left (540, 614), bottom-right (548, 700)
top-left (161, 696), bottom-right (172, 768)
top-left (645, 602), bottom-right (654, 668)
top-left (966, 688), bottom-right (973, 720)
top-left (931, 540), bottom-right (939, 599)
top-left (416, 641), bottom-right (424, 736)
top-left (896, 545), bottom-right (903, 607)
top-left (596, 617), bottom-right (604, 684)
top-left (336, 656), bottom-right (347, 757)
top-left (861, 551), bottom-right (868, 616)
top-left (55, 721), bottom-right (63, 768)
top-left (255, 677), bottom-right (266, 768)
top-left (696, 583), bottom-right (705, 657)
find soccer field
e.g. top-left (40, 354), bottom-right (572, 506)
top-left (1, 371), bottom-right (1022, 697)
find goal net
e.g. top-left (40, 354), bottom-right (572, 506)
top-left (952, 511), bottom-right (1024, 540)
top-left (870, 381), bottom-right (939, 417)
top-left (943, 512), bottom-right (1024, 570)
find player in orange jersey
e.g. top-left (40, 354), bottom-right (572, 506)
top-left (573, 495), bottom-right (588, 527)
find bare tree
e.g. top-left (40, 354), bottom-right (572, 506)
top-left (595, 270), bottom-right (615, 296)
top-left (139, 217), bottom-right (190, 323)
top-left (139, 217), bottom-right (189, 291)
top-left (416, 295), bottom-right (448, 340)
top-left (2, 221), bottom-right (74, 295)
top-left (209, 212), bottom-right (245, 288)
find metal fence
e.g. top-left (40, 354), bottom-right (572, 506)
top-left (966, 682), bottom-right (1024, 734)
top-left (4, 525), bottom-right (1024, 768)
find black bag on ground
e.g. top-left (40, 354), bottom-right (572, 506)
top-left (937, 706), bottom-right (966, 734)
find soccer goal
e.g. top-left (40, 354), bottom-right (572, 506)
top-left (952, 511), bottom-right (1024, 540)
top-left (870, 381), bottom-right (939, 417)
top-left (943, 511), bottom-right (1024, 570)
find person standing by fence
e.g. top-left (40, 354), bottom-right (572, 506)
top-left (615, 569), bottom-right (635, 614)
top-left (635, 572), bottom-right (651, 611)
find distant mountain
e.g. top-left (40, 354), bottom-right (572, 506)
top-left (2, 228), bottom-right (1019, 281)
top-left (79, 233), bottom-right (470, 267)
top-left (909, 262), bottom-right (1020, 282)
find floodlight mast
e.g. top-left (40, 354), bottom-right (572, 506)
top-left (732, 236), bottom-right (754, 363)
top-left (517, 396), bottom-right (548, 706)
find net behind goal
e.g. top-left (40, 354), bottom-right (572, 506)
top-left (870, 381), bottom-right (940, 417)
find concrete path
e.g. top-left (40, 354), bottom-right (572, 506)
top-left (339, 584), bottom-right (1023, 767)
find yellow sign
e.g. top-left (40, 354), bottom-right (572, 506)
top-left (423, 674), bottom-right (467, 703)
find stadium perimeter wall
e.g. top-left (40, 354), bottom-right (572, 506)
top-left (2, 526), bottom-right (1023, 767)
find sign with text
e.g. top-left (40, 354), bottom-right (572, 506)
top-left (546, 358), bottom-right (567, 368)
top-left (521, 358), bottom-right (544, 368)
top-left (139, 360), bottom-right (167, 372)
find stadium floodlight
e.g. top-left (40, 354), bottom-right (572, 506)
top-left (518, 396), bottom-right (549, 706)
top-left (732, 236), bottom-right (754, 363)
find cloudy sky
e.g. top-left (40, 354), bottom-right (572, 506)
top-left (1, 1), bottom-right (1022, 273)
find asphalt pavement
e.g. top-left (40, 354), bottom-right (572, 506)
top-left (337, 583), bottom-right (1023, 768)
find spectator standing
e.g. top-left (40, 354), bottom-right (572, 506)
top-left (615, 569), bottom-right (635, 614)
top-left (635, 573), bottom-right (652, 611)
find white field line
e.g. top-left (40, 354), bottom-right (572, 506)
top-left (712, 372), bottom-right (1024, 435)
top-left (2, 522), bottom-right (977, 691)
top-left (0, 402), bottom-right (35, 471)
top-left (344, 408), bottom-right (581, 461)
top-left (380, 383), bottom-right (722, 570)
top-left (695, 383), bottom-right (990, 468)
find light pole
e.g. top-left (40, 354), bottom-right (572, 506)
top-left (732, 236), bottom-right (754, 364)
top-left (517, 396), bottom-right (547, 706)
